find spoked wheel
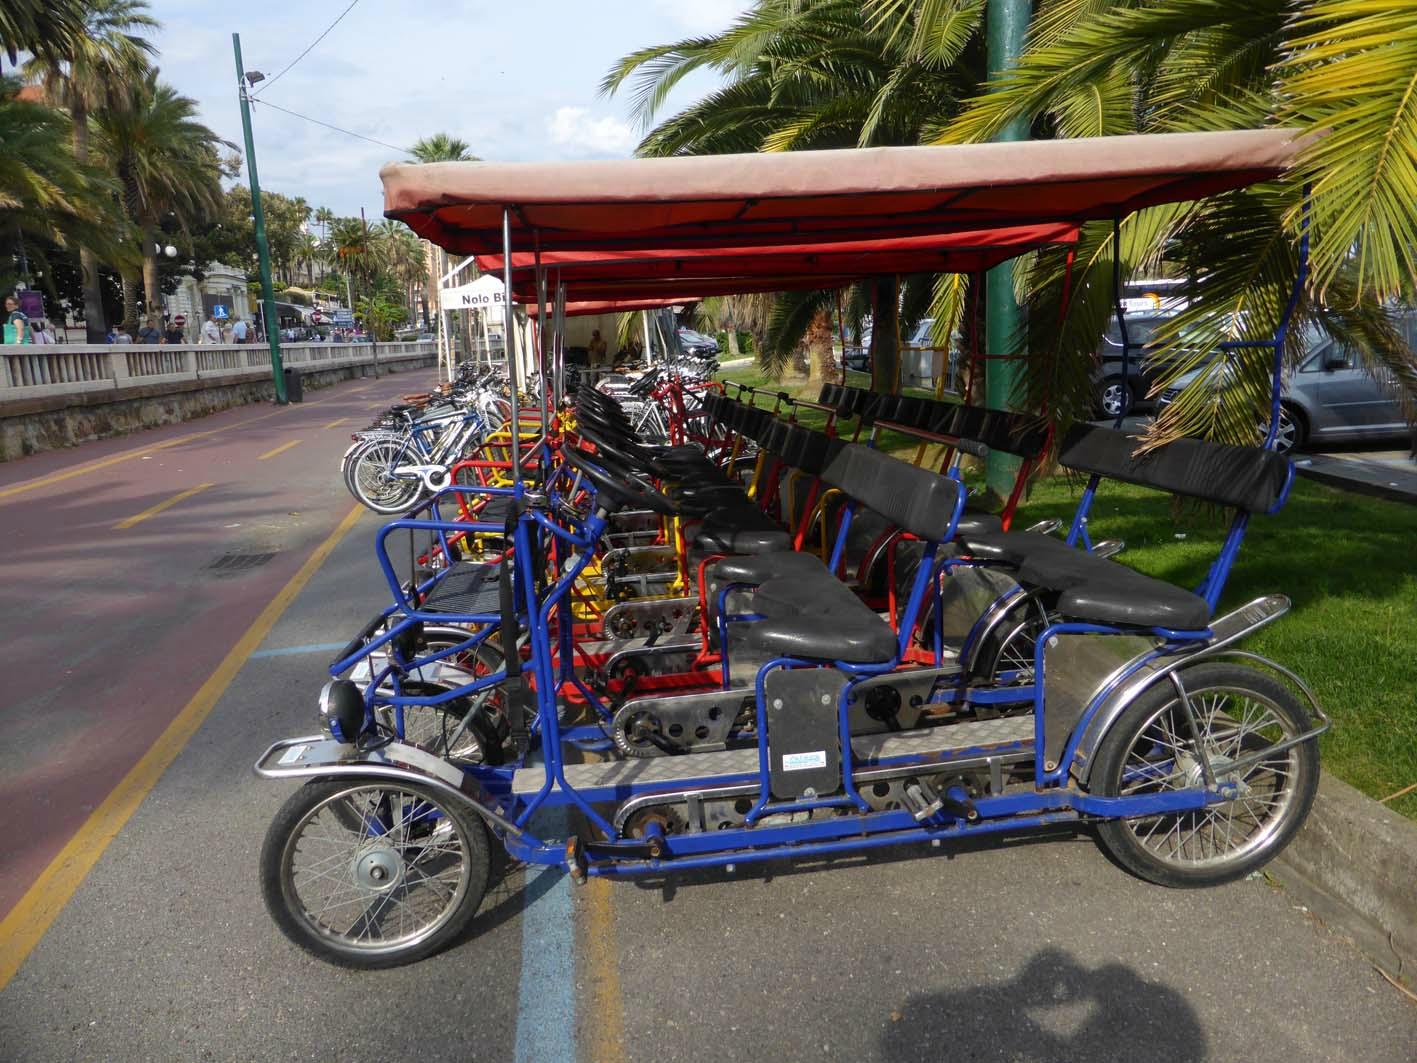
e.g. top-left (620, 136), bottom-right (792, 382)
top-left (374, 641), bottom-right (508, 765)
top-left (347, 438), bottom-right (426, 514)
top-left (1092, 663), bottom-right (1318, 887)
top-left (974, 594), bottom-right (1053, 684)
top-left (261, 779), bottom-right (490, 969)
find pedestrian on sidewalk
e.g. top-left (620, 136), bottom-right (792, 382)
top-left (3, 294), bottom-right (31, 344)
top-left (232, 316), bottom-right (249, 344)
top-left (30, 319), bottom-right (55, 344)
top-left (137, 315), bottom-right (162, 344)
top-left (161, 315), bottom-right (186, 344)
top-left (111, 324), bottom-right (132, 344)
top-left (201, 312), bottom-right (221, 344)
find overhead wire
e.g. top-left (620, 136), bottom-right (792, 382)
top-left (248, 96), bottom-right (412, 156)
top-left (252, 0), bottom-right (361, 96)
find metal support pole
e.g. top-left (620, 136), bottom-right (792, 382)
top-left (553, 277), bottom-right (566, 404)
top-left (233, 33), bottom-right (286, 404)
top-left (534, 241), bottom-right (550, 449)
top-left (642, 310), bottom-right (652, 367)
top-left (983, 0), bottom-right (1029, 495)
top-left (502, 208), bottom-right (520, 474)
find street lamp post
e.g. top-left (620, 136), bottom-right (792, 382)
top-left (232, 32), bottom-right (287, 404)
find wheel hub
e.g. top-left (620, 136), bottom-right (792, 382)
top-left (352, 844), bottom-right (405, 891)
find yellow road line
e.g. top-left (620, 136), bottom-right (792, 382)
top-left (0, 503), bottom-right (366, 992)
top-left (0, 369), bottom-right (412, 503)
top-left (257, 439), bottom-right (303, 461)
top-left (323, 417), bottom-right (347, 430)
top-left (577, 739), bottom-right (626, 1063)
top-left (112, 482), bottom-right (214, 530)
top-left (583, 877), bottom-right (626, 1063)
top-left (0, 405), bottom-right (287, 503)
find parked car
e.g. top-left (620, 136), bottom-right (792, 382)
top-left (843, 319), bottom-right (952, 381)
top-left (1155, 318), bottom-right (1415, 452)
top-left (676, 327), bottom-right (720, 358)
top-left (1092, 313), bottom-right (1190, 418)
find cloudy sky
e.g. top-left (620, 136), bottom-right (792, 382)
top-left (147, 0), bottom-right (744, 219)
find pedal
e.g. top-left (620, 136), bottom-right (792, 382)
top-left (901, 779), bottom-right (944, 822)
top-left (564, 835), bottom-right (588, 885)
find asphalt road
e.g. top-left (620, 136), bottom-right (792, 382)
top-left (0, 385), bottom-right (1413, 1061)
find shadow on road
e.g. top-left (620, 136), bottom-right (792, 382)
top-left (878, 946), bottom-right (1208, 1063)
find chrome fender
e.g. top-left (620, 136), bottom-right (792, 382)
top-left (254, 736), bottom-right (524, 838)
top-left (1065, 594), bottom-right (1293, 783)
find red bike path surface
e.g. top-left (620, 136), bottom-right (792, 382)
top-left (0, 369), bottom-right (439, 922)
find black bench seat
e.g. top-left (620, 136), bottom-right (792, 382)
top-left (963, 531), bottom-right (1210, 630)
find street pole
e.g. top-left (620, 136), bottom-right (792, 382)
top-left (232, 33), bottom-right (286, 404)
top-left (984, 0), bottom-right (1029, 498)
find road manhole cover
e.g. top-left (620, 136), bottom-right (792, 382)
top-left (207, 552), bottom-right (277, 576)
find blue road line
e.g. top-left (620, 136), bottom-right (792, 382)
top-left (249, 642), bottom-right (348, 659)
top-left (515, 808), bottom-right (576, 1063)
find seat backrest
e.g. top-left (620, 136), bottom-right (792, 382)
top-left (822, 443), bottom-right (961, 542)
top-left (1059, 424), bottom-right (1291, 514)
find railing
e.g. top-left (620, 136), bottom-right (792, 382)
top-left (0, 341), bottom-right (436, 401)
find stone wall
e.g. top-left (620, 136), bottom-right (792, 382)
top-left (0, 341), bottom-right (436, 461)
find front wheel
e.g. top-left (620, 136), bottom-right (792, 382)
top-left (260, 779), bottom-right (490, 968)
top-left (1092, 662), bottom-right (1318, 888)
top-left (346, 437), bottom-right (427, 514)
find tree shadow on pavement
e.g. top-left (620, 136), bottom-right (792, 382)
top-left (878, 946), bottom-right (1208, 1063)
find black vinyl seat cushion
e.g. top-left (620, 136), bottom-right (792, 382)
top-left (694, 505), bottom-right (791, 554)
top-left (744, 574), bottom-right (897, 663)
top-left (962, 531), bottom-right (1210, 629)
top-left (712, 550), bottom-right (826, 585)
top-left (955, 510), bottom-right (1003, 537)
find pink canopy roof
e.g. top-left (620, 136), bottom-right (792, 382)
top-left (383, 129), bottom-right (1306, 256)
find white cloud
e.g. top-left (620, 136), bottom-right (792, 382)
top-left (651, 0), bottom-right (745, 35)
top-left (546, 106), bottom-right (637, 157)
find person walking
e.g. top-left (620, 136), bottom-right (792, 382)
top-left (201, 311), bottom-right (221, 344)
top-left (111, 324), bottom-right (132, 344)
top-left (3, 295), bottom-right (31, 344)
top-left (30, 319), bottom-right (55, 344)
top-left (232, 316), bottom-right (249, 344)
top-left (137, 315), bottom-right (162, 344)
top-left (161, 315), bottom-right (186, 344)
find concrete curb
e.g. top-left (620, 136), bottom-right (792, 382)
top-left (1272, 772), bottom-right (1417, 982)
top-left (1295, 454), bottom-right (1417, 506)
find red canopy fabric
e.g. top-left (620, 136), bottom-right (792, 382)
top-left (525, 295), bottom-right (703, 318)
top-left (478, 222), bottom-right (1077, 286)
top-left (383, 129), bottom-right (1307, 256)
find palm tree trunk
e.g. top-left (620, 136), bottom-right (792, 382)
top-left (725, 322), bottom-right (740, 357)
top-left (121, 271), bottom-right (139, 334)
top-left (868, 274), bottom-right (900, 394)
top-left (806, 308), bottom-right (834, 383)
top-left (72, 105), bottom-right (109, 343)
top-left (141, 250), bottom-right (160, 324)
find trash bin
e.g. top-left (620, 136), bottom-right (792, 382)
top-left (282, 366), bottom-right (304, 403)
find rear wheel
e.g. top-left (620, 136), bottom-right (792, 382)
top-left (1092, 663), bottom-right (1318, 888)
top-left (261, 779), bottom-right (490, 968)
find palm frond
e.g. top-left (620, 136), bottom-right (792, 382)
top-left (1277, 0), bottom-right (1417, 300)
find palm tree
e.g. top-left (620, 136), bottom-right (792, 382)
top-left (604, 0), bottom-right (981, 386)
top-left (94, 69), bottom-right (226, 330)
top-left (0, 75), bottom-right (134, 292)
top-left (869, 0), bottom-right (1417, 444)
top-left (408, 133), bottom-right (481, 345)
top-left (331, 215), bottom-right (374, 305)
top-left (294, 230), bottom-right (320, 286)
top-left (26, 0), bottom-right (156, 340)
top-left (0, 0), bottom-right (88, 68)
top-left (410, 133), bottom-right (476, 164)
top-left (313, 205), bottom-right (335, 243)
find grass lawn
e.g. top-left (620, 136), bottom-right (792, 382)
top-left (718, 364), bottom-right (1417, 819)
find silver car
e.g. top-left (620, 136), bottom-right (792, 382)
top-left (1157, 318), bottom-right (1414, 452)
